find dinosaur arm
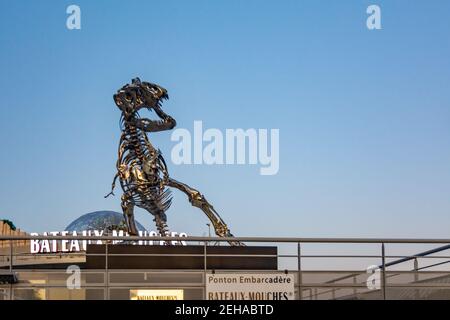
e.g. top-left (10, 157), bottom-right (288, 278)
top-left (104, 173), bottom-right (119, 198)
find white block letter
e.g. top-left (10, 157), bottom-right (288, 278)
top-left (366, 5), bottom-right (381, 30)
top-left (66, 5), bottom-right (81, 30)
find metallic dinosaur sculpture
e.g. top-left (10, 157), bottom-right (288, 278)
top-left (105, 78), bottom-right (240, 245)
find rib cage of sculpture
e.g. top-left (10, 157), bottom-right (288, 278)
top-left (118, 119), bottom-right (172, 212)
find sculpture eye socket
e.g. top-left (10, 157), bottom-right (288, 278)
top-left (147, 85), bottom-right (158, 94)
top-left (125, 93), bottom-right (132, 102)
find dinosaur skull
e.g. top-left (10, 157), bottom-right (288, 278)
top-left (114, 77), bottom-right (169, 114)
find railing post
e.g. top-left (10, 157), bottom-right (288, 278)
top-left (9, 239), bottom-right (14, 301)
top-left (105, 241), bottom-right (109, 300)
top-left (413, 257), bottom-right (419, 280)
top-left (414, 257), bottom-right (419, 299)
top-left (203, 241), bottom-right (207, 300)
top-left (297, 242), bottom-right (302, 300)
top-left (381, 243), bottom-right (386, 300)
top-left (9, 239), bottom-right (13, 272)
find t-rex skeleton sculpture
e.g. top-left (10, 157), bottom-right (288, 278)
top-left (105, 78), bottom-right (240, 245)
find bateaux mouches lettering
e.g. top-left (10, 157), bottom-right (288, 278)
top-left (206, 273), bottom-right (295, 300)
top-left (208, 291), bottom-right (290, 300)
top-left (30, 230), bottom-right (187, 253)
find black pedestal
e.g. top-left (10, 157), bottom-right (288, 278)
top-left (86, 244), bottom-right (277, 270)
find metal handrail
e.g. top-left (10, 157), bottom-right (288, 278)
top-left (3, 235), bottom-right (450, 300)
top-left (2, 235), bottom-right (450, 243)
top-left (383, 244), bottom-right (450, 268)
top-left (321, 244), bottom-right (450, 289)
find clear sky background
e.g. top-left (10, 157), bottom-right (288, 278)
top-left (0, 0), bottom-right (449, 239)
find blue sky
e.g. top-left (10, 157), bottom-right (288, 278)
top-left (0, 0), bottom-right (449, 239)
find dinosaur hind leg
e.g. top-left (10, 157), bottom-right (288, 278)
top-left (167, 178), bottom-right (243, 246)
top-left (121, 194), bottom-right (138, 236)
